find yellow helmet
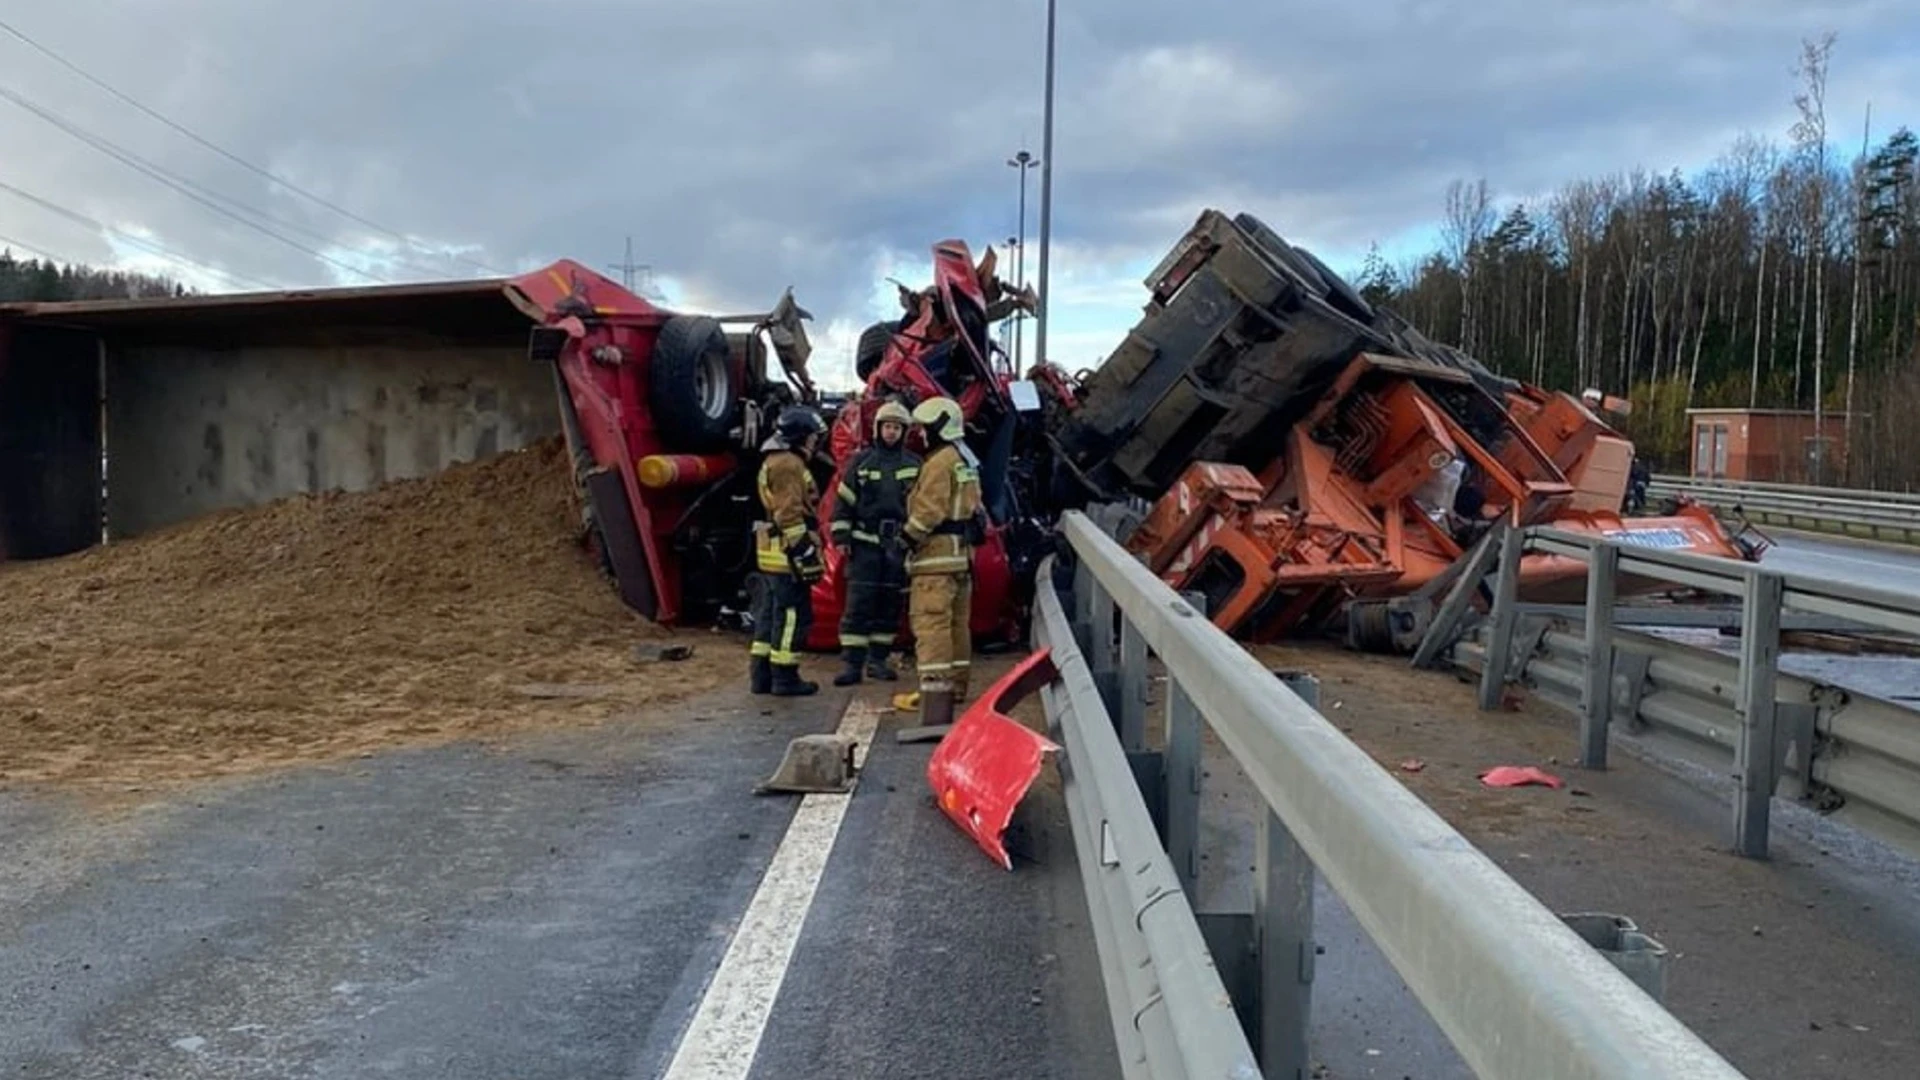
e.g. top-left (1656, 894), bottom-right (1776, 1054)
top-left (911, 396), bottom-right (965, 443)
top-left (873, 400), bottom-right (912, 436)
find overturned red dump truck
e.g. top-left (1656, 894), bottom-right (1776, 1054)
top-left (504, 259), bottom-right (823, 628)
top-left (513, 207), bottom-right (1760, 653)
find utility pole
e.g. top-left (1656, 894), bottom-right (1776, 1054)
top-left (610, 235), bottom-right (653, 296)
top-left (1035, 0), bottom-right (1057, 375)
top-left (1007, 149), bottom-right (1038, 375)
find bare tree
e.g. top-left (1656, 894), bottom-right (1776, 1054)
top-left (1550, 178), bottom-right (1611, 386)
top-left (1441, 177), bottom-right (1495, 353)
top-left (1840, 106), bottom-right (1870, 480)
top-left (1355, 48), bottom-right (1920, 487)
top-left (1791, 31), bottom-right (1837, 480)
top-left (1716, 134), bottom-right (1781, 405)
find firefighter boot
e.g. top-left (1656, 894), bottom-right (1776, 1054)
top-left (771, 663), bottom-right (819, 697)
top-left (865, 646), bottom-right (899, 681)
top-left (750, 655), bottom-right (773, 695)
top-left (917, 688), bottom-right (956, 730)
top-left (833, 646), bottom-right (867, 687)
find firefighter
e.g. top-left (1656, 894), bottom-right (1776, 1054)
top-left (828, 400), bottom-right (920, 686)
top-left (898, 395), bottom-right (984, 727)
top-left (750, 405), bottom-right (828, 697)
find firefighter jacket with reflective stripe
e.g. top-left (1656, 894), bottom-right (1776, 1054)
top-left (756, 449), bottom-right (819, 574)
top-left (903, 442), bottom-right (982, 576)
top-left (830, 444), bottom-right (921, 546)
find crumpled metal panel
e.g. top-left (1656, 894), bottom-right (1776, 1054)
top-left (925, 647), bottom-right (1062, 870)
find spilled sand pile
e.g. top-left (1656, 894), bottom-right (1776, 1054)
top-left (0, 436), bottom-right (736, 789)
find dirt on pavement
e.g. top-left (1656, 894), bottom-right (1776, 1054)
top-left (0, 436), bottom-right (739, 792)
top-left (1251, 640), bottom-right (1920, 1080)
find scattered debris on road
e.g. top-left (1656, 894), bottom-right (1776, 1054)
top-left (927, 649), bottom-right (1061, 871)
top-left (1479, 765), bottom-right (1565, 789)
top-left (632, 643), bottom-right (696, 663)
top-left (755, 733), bottom-right (859, 795)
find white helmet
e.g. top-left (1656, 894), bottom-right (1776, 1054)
top-left (911, 396), bottom-right (965, 443)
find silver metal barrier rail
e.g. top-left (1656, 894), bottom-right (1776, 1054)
top-left (1649, 474), bottom-right (1920, 544)
top-left (1030, 558), bottom-right (1261, 1080)
top-left (1041, 509), bottom-right (1746, 1080)
top-left (1448, 523), bottom-right (1920, 861)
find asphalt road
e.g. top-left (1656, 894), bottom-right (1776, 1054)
top-left (10, 576), bottom-right (1920, 1080)
top-left (1759, 531), bottom-right (1920, 594)
top-left (1659, 531), bottom-right (1920, 703)
top-left (0, 682), bottom-right (1116, 1080)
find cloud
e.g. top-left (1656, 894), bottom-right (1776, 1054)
top-left (1, 0), bottom-right (1916, 371)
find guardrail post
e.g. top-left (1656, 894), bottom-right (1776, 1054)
top-left (1411, 528), bottom-right (1503, 670)
top-left (1119, 616), bottom-right (1149, 750)
top-left (1478, 523), bottom-right (1523, 711)
top-left (1071, 553), bottom-right (1095, 649)
top-left (1090, 584), bottom-right (1119, 719)
top-left (1256, 671), bottom-right (1320, 1080)
top-left (1734, 569), bottom-right (1785, 859)
top-left (1581, 541), bottom-right (1618, 769)
top-left (1164, 592), bottom-right (1206, 896)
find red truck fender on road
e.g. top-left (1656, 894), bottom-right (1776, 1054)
top-left (925, 647), bottom-right (1061, 870)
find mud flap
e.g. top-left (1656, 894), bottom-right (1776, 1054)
top-left (925, 648), bottom-right (1063, 870)
top-left (582, 467), bottom-right (656, 620)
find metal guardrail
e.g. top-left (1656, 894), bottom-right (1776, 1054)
top-left (1037, 509), bottom-right (1747, 1080)
top-left (1649, 474), bottom-right (1920, 544)
top-left (1443, 523), bottom-right (1920, 861)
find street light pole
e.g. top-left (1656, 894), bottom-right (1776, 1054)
top-left (1035, 0), bottom-right (1057, 374)
top-left (1006, 149), bottom-right (1037, 375)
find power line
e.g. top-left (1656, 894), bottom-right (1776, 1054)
top-left (1, 230), bottom-right (212, 295)
top-left (0, 78), bottom-right (461, 282)
top-left (0, 14), bottom-right (503, 277)
top-left (0, 80), bottom-right (391, 285)
top-left (0, 230), bottom-right (80, 266)
top-left (0, 176), bottom-right (283, 290)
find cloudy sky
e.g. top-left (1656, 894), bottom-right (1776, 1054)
top-left (2, 1), bottom-right (1916, 387)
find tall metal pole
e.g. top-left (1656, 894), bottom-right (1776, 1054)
top-left (1035, 0), bottom-right (1056, 374)
top-left (1007, 149), bottom-right (1036, 376)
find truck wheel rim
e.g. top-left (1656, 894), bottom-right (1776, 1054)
top-left (696, 351), bottom-right (729, 418)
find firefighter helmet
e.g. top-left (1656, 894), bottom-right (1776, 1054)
top-left (911, 396), bottom-right (965, 443)
top-left (873, 400), bottom-right (912, 437)
top-left (774, 405), bottom-right (826, 446)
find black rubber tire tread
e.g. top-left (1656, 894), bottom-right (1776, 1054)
top-left (651, 314), bottom-right (739, 451)
top-left (1233, 212), bottom-right (1327, 293)
top-left (855, 320), bottom-right (895, 383)
top-left (1292, 244), bottom-right (1374, 323)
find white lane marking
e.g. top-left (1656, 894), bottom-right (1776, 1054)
top-left (660, 699), bottom-right (884, 1080)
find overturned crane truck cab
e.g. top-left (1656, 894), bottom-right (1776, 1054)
top-left (1042, 209), bottom-right (1766, 646)
top-left (810, 237), bottom-right (1076, 652)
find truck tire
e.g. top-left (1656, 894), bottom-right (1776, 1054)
top-left (1233, 212), bottom-right (1327, 293)
top-left (1293, 245), bottom-right (1375, 323)
top-left (855, 321), bottom-right (895, 383)
top-left (651, 315), bottom-right (740, 451)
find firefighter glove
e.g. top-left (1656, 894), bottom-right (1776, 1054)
top-left (963, 511), bottom-right (988, 547)
top-left (787, 536), bottom-right (825, 582)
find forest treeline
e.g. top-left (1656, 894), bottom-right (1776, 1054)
top-left (0, 249), bottom-right (187, 303)
top-left (1360, 35), bottom-right (1920, 489)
